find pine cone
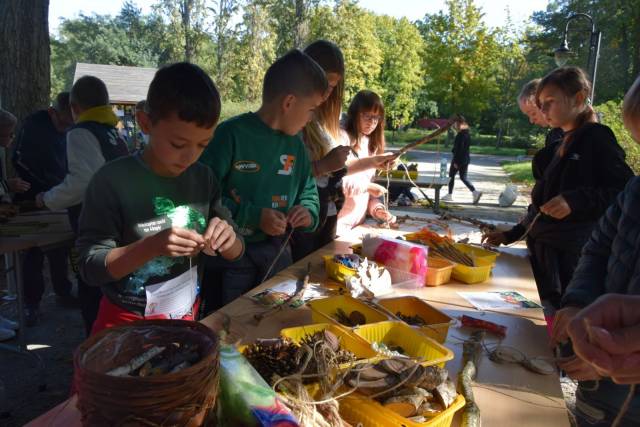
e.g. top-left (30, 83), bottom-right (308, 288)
top-left (243, 338), bottom-right (300, 385)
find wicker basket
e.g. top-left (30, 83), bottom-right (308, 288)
top-left (74, 319), bottom-right (220, 427)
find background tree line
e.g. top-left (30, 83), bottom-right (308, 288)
top-left (45, 0), bottom-right (640, 154)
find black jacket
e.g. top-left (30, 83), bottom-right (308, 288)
top-left (12, 110), bottom-right (67, 199)
top-left (451, 129), bottom-right (470, 165)
top-left (505, 123), bottom-right (633, 245)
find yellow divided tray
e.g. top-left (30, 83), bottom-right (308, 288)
top-left (379, 169), bottom-right (419, 179)
top-left (451, 256), bottom-right (494, 284)
top-left (339, 393), bottom-right (466, 427)
top-left (425, 257), bottom-right (454, 286)
top-left (454, 243), bottom-right (499, 264)
top-left (377, 296), bottom-right (453, 343)
top-left (352, 321), bottom-right (453, 368)
top-left (280, 323), bottom-right (379, 369)
top-left (308, 295), bottom-right (392, 327)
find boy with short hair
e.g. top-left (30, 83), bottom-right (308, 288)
top-left (200, 49), bottom-right (323, 306)
top-left (77, 62), bottom-right (243, 335)
top-left (35, 75), bottom-right (129, 334)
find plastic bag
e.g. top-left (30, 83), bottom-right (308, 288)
top-left (499, 184), bottom-right (518, 207)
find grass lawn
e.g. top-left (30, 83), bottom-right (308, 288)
top-left (385, 129), bottom-right (527, 157)
top-left (502, 160), bottom-right (534, 185)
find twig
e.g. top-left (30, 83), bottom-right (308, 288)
top-left (260, 226), bottom-right (295, 283)
top-left (396, 116), bottom-right (460, 156)
top-left (252, 262), bottom-right (311, 325)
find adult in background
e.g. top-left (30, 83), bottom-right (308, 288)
top-left (441, 117), bottom-right (482, 204)
top-left (0, 109), bottom-right (30, 201)
top-left (12, 92), bottom-right (75, 325)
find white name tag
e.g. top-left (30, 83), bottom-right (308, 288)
top-left (144, 266), bottom-right (198, 318)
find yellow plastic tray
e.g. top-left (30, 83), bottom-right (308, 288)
top-left (425, 257), bottom-right (454, 287)
top-left (279, 323), bottom-right (379, 369)
top-left (454, 243), bottom-right (499, 264)
top-left (339, 393), bottom-right (466, 427)
top-left (379, 169), bottom-right (419, 179)
top-left (451, 256), bottom-right (494, 284)
top-left (352, 321), bottom-right (454, 368)
top-left (377, 296), bottom-right (453, 343)
top-left (308, 296), bottom-right (391, 327)
top-left (324, 254), bottom-right (357, 283)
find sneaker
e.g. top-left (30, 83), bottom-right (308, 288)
top-left (397, 194), bottom-right (412, 207)
top-left (472, 191), bottom-right (483, 205)
top-left (0, 327), bottom-right (15, 341)
top-left (441, 193), bottom-right (453, 202)
top-left (0, 315), bottom-right (18, 330)
top-left (25, 306), bottom-right (41, 327)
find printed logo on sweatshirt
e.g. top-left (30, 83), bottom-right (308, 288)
top-left (234, 160), bottom-right (261, 173)
top-left (568, 153), bottom-right (580, 161)
top-left (277, 154), bottom-right (296, 176)
top-left (272, 195), bottom-right (288, 209)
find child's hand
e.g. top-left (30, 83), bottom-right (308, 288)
top-left (260, 208), bottom-right (287, 236)
top-left (8, 178), bottom-right (30, 193)
top-left (287, 205), bottom-right (312, 229)
top-left (367, 182), bottom-right (387, 197)
top-left (321, 145), bottom-right (351, 172)
top-left (481, 231), bottom-right (507, 246)
top-left (202, 217), bottom-right (237, 255)
top-left (550, 306), bottom-right (582, 347)
top-left (556, 355), bottom-right (602, 381)
top-left (373, 152), bottom-right (399, 169)
top-left (541, 195), bottom-right (571, 219)
top-left (148, 227), bottom-right (205, 257)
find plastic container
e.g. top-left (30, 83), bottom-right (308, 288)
top-left (324, 254), bottom-right (357, 283)
top-left (387, 266), bottom-right (424, 290)
top-left (352, 321), bottom-right (454, 368)
top-left (362, 236), bottom-right (428, 283)
top-left (454, 243), bottom-right (499, 265)
top-left (425, 257), bottom-right (454, 287)
top-left (451, 256), bottom-right (494, 284)
top-left (379, 169), bottom-right (419, 180)
top-left (377, 296), bottom-right (453, 343)
top-left (279, 323), bottom-right (379, 369)
top-left (307, 296), bottom-right (391, 327)
top-left (339, 393), bottom-right (465, 427)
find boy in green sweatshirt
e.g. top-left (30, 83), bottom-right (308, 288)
top-left (200, 49), bottom-right (324, 306)
top-left (77, 63), bottom-right (244, 335)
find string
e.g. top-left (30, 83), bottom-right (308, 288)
top-left (260, 227), bottom-right (295, 284)
top-left (612, 384), bottom-right (636, 427)
top-left (398, 158), bottom-right (434, 207)
top-left (502, 212), bottom-right (542, 248)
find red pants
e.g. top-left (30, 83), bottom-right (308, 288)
top-left (90, 296), bottom-right (200, 336)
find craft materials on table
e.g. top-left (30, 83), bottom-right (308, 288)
top-left (344, 358), bottom-right (458, 421)
top-left (458, 331), bottom-right (483, 427)
top-left (404, 228), bottom-right (474, 266)
top-left (325, 254), bottom-right (393, 297)
top-left (458, 291), bottom-right (542, 311)
top-left (459, 315), bottom-right (508, 337)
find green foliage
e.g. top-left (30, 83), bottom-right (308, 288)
top-left (308, 2), bottom-right (383, 104)
top-left (502, 160), bottom-right (534, 185)
top-left (220, 100), bottom-right (261, 122)
top-left (375, 16), bottom-right (425, 129)
top-left (597, 100), bottom-right (640, 174)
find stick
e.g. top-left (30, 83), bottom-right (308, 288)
top-left (458, 331), bottom-right (483, 427)
top-left (253, 262), bottom-right (311, 325)
top-left (396, 116), bottom-right (460, 156)
top-left (440, 212), bottom-right (496, 231)
top-left (107, 346), bottom-right (165, 377)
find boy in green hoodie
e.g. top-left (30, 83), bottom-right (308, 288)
top-left (35, 75), bottom-right (129, 333)
top-left (200, 49), bottom-right (324, 307)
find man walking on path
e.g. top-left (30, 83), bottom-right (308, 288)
top-left (441, 117), bottom-right (482, 204)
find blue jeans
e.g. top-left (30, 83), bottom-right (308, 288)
top-left (573, 382), bottom-right (639, 427)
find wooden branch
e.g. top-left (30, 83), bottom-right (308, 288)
top-left (396, 115), bottom-right (460, 156)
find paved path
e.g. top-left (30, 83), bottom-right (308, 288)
top-left (391, 150), bottom-right (530, 224)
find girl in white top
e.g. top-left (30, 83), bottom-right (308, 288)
top-left (338, 90), bottom-right (397, 235)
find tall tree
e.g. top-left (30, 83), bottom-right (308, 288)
top-left (209, 0), bottom-right (241, 95)
top-left (231, 1), bottom-right (276, 101)
top-left (155, 0), bottom-right (209, 62)
top-left (0, 0), bottom-right (51, 124)
top-left (417, 0), bottom-right (501, 124)
top-left (375, 16), bottom-right (425, 129)
top-left (268, 0), bottom-right (319, 54)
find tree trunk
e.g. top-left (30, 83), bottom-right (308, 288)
top-left (293, 0), bottom-right (307, 49)
top-left (0, 0), bottom-right (51, 125)
top-left (180, 0), bottom-right (194, 62)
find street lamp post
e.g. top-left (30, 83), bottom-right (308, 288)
top-left (553, 13), bottom-right (601, 102)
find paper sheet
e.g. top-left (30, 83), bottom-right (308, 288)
top-left (458, 290), bottom-right (542, 311)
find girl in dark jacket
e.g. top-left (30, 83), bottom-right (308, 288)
top-left (551, 73), bottom-right (640, 427)
top-left (483, 67), bottom-right (633, 319)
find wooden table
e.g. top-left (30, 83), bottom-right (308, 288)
top-left (26, 214), bottom-right (570, 427)
top-left (1, 210), bottom-right (74, 393)
top-left (374, 173), bottom-right (450, 213)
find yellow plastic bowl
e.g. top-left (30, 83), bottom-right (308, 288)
top-left (377, 296), bottom-right (453, 343)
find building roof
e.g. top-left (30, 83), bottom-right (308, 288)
top-left (73, 63), bottom-right (157, 105)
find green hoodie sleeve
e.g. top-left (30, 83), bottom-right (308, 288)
top-left (294, 151), bottom-right (319, 232)
top-left (201, 123), bottom-right (263, 231)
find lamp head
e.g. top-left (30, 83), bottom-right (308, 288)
top-left (554, 39), bottom-right (571, 67)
